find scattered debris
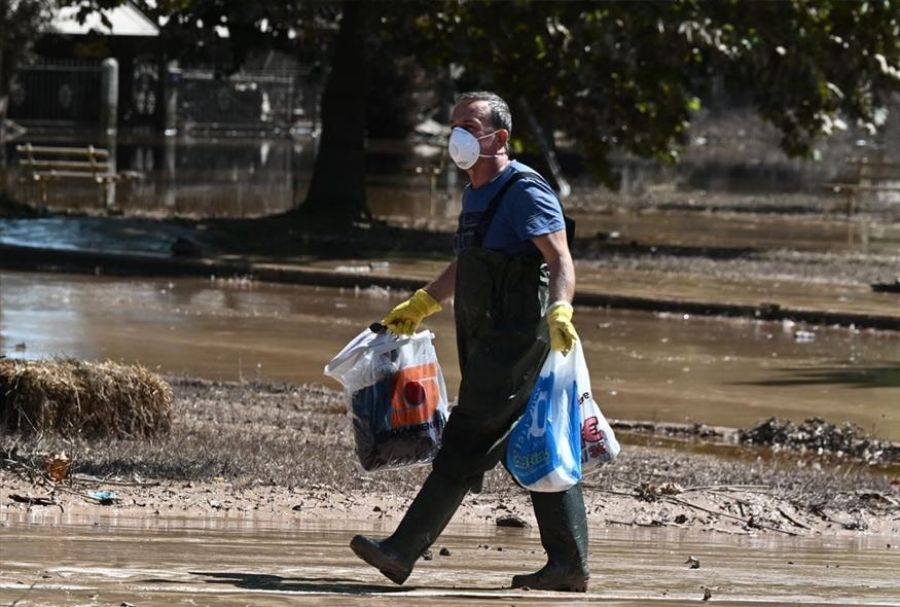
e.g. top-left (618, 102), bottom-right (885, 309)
top-left (685, 555), bottom-right (700, 569)
top-left (2, 380), bottom-right (896, 541)
top-left (171, 236), bottom-right (202, 257)
top-left (9, 494), bottom-right (57, 507)
top-left (777, 506), bottom-right (812, 530)
top-left (496, 514), bottom-right (529, 528)
top-left (703, 586), bottom-right (713, 601)
top-left (612, 420), bottom-right (727, 441)
top-left (636, 482), bottom-right (683, 502)
top-left (87, 490), bottom-right (119, 505)
top-left (636, 482), bottom-right (662, 502)
top-left (793, 330), bottom-right (816, 343)
top-left (738, 417), bottom-right (899, 465)
top-left (840, 515), bottom-right (869, 532)
top-left (335, 265), bottom-right (372, 274)
top-left (871, 278), bottom-right (900, 293)
top-left (44, 452), bottom-right (71, 483)
top-left (659, 482), bottom-right (684, 496)
top-left (439, 547), bottom-right (451, 556)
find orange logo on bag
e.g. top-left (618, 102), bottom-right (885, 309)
top-left (390, 363), bottom-right (440, 427)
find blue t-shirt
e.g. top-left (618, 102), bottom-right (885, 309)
top-left (454, 161), bottom-right (565, 256)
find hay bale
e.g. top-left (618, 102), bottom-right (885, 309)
top-left (0, 358), bottom-right (173, 438)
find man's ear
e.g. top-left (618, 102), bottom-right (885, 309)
top-left (496, 129), bottom-right (510, 151)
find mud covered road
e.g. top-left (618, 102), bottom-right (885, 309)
top-left (2, 511), bottom-right (899, 606)
top-left (2, 380), bottom-right (899, 606)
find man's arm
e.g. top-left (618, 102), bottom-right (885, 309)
top-left (531, 230), bottom-right (575, 304)
top-left (423, 258), bottom-right (458, 303)
top-left (533, 230), bottom-right (578, 353)
top-left (382, 258), bottom-right (456, 335)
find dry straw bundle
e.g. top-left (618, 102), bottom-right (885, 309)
top-left (0, 358), bottom-right (173, 438)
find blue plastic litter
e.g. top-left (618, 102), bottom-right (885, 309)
top-left (88, 490), bottom-right (119, 504)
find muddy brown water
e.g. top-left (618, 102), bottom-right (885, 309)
top-left (2, 203), bottom-right (900, 258)
top-left (566, 209), bottom-right (900, 256)
top-left (2, 270), bottom-right (898, 441)
top-left (1, 510), bottom-right (898, 606)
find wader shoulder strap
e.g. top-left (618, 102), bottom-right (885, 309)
top-left (473, 172), bottom-right (575, 248)
top-left (473, 172), bottom-right (528, 248)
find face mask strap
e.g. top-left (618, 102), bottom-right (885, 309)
top-left (476, 130), bottom-right (507, 158)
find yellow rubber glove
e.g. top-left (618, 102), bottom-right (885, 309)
top-left (546, 301), bottom-right (578, 354)
top-left (382, 289), bottom-right (442, 335)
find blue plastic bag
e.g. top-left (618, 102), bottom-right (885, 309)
top-left (506, 348), bottom-right (582, 492)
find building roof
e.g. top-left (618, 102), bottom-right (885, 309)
top-left (50, 2), bottom-right (159, 37)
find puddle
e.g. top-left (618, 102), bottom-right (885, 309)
top-left (1, 270), bottom-right (898, 440)
top-left (0, 511), bottom-right (897, 606)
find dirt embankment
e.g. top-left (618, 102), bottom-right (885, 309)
top-left (2, 379), bottom-right (898, 537)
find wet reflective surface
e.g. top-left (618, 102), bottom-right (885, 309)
top-left (5, 137), bottom-right (311, 218)
top-left (568, 209), bottom-right (900, 256)
top-left (2, 270), bottom-right (898, 440)
top-left (1, 511), bottom-right (898, 606)
top-left (4, 132), bottom-right (900, 255)
top-left (3, 200), bottom-right (898, 259)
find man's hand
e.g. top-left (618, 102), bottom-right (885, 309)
top-left (382, 289), bottom-right (442, 335)
top-left (546, 301), bottom-right (578, 354)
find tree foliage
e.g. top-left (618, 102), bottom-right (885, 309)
top-left (44, 0), bottom-right (900, 223)
top-left (0, 0), bottom-right (53, 122)
top-left (416, 0), bottom-right (900, 184)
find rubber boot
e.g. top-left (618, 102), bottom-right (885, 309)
top-left (512, 484), bottom-right (590, 592)
top-left (350, 470), bottom-right (468, 585)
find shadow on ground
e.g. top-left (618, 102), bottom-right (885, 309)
top-left (189, 570), bottom-right (417, 594)
top-left (736, 364), bottom-right (900, 389)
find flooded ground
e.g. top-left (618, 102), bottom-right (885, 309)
top-left (4, 121), bottom-right (899, 607)
top-left (1, 511), bottom-right (898, 606)
top-left (2, 270), bottom-right (898, 440)
top-left (3, 200), bottom-right (900, 258)
top-left (2, 208), bottom-right (899, 321)
top-left (567, 208), bottom-right (900, 256)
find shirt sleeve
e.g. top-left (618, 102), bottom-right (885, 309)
top-left (509, 177), bottom-right (565, 242)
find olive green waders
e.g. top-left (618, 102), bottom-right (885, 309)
top-left (350, 248), bottom-right (589, 590)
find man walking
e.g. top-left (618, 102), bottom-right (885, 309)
top-left (350, 91), bottom-right (588, 592)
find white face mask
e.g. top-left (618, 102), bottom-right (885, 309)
top-left (448, 127), bottom-right (502, 170)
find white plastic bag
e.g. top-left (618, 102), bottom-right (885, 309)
top-left (506, 348), bottom-right (582, 492)
top-left (506, 340), bottom-right (620, 492)
top-left (572, 341), bottom-right (620, 470)
top-left (324, 324), bottom-right (449, 471)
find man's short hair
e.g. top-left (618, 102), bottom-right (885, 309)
top-left (454, 91), bottom-right (512, 135)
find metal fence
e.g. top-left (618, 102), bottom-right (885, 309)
top-left (8, 59), bottom-right (318, 136)
top-left (7, 59), bottom-right (103, 126)
top-left (175, 67), bottom-right (317, 136)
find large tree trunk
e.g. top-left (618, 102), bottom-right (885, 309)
top-left (0, 96), bottom-right (8, 171)
top-left (296, 0), bottom-right (369, 228)
top-left (0, 45), bottom-right (7, 169)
